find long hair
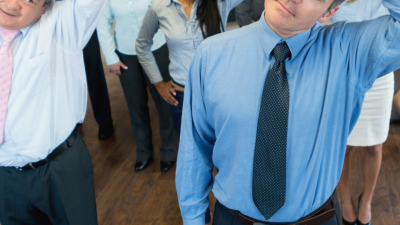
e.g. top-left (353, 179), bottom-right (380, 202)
top-left (197, 0), bottom-right (222, 39)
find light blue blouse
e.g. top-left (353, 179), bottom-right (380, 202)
top-left (97, 0), bottom-right (166, 65)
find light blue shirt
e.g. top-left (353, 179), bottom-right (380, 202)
top-left (136, 0), bottom-right (243, 85)
top-left (0, 0), bottom-right (106, 167)
top-left (97, 0), bottom-right (166, 66)
top-left (176, 0), bottom-right (400, 224)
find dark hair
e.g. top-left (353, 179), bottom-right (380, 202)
top-left (327, 0), bottom-right (345, 11)
top-left (197, 0), bottom-right (223, 39)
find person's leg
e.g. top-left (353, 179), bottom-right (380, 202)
top-left (145, 44), bottom-right (178, 162)
top-left (31, 132), bottom-right (98, 225)
top-left (0, 167), bottom-right (52, 225)
top-left (337, 146), bottom-right (357, 222)
top-left (358, 144), bottom-right (382, 224)
top-left (394, 90), bottom-right (400, 113)
top-left (83, 30), bottom-right (114, 139)
top-left (117, 52), bottom-right (154, 163)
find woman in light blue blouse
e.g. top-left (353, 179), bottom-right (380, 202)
top-left (97, 0), bottom-right (179, 173)
top-left (136, 0), bottom-right (242, 224)
top-left (331, 0), bottom-right (394, 225)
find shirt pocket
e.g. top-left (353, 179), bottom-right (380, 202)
top-left (16, 53), bottom-right (52, 97)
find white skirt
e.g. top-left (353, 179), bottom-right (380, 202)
top-left (347, 74), bottom-right (394, 146)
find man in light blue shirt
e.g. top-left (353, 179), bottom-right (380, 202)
top-left (176, 0), bottom-right (400, 224)
top-left (0, 0), bottom-right (106, 224)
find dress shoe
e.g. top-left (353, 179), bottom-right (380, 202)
top-left (357, 193), bottom-right (371, 225)
top-left (160, 161), bottom-right (175, 173)
top-left (135, 156), bottom-right (153, 172)
top-left (98, 123), bottom-right (114, 140)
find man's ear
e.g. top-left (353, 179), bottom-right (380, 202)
top-left (41, 3), bottom-right (50, 14)
top-left (318, 6), bottom-right (340, 23)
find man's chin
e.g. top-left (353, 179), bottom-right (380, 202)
top-left (0, 22), bottom-right (19, 30)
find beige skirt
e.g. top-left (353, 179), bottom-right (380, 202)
top-left (347, 74), bottom-right (394, 147)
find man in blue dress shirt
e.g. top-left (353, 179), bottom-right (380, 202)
top-left (176, 0), bottom-right (400, 224)
top-left (0, 0), bottom-right (106, 224)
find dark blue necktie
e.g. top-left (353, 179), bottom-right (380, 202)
top-left (252, 42), bottom-right (291, 220)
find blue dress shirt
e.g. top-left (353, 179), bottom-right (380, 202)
top-left (97, 0), bottom-right (166, 66)
top-left (176, 0), bottom-right (400, 224)
top-left (0, 0), bottom-right (106, 167)
top-left (136, 0), bottom-right (243, 85)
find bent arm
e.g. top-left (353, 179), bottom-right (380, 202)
top-left (136, 7), bottom-right (164, 84)
top-left (53, 0), bottom-right (107, 51)
top-left (339, 0), bottom-right (400, 90)
top-left (97, 0), bottom-right (120, 65)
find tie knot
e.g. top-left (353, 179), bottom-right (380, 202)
top-left (0, 28), bottom-right (20, 44)
top-left (273, 42), bottom-right (291, 62)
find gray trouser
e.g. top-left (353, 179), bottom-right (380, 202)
top-left (117, 44), bottom-right (178, 162)
top-left (0, 132), bottom-right (98, 225)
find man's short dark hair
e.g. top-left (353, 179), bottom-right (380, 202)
top-left (327, 0), bottom-right (345, 11)
top-left (44, 0), bottom-right (51, 5)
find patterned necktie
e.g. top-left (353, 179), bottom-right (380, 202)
top-left (252, 42), bottom-right (291, 219)
top-left (0, 28), bottom-right (20, 143)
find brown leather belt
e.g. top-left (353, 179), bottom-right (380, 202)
top-left (227, 191), bottom-right (337, 225)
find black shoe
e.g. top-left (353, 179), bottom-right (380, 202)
top-left (357, 193), bottom-right (371, 225)
top-left (160, 161), bottom-right (175, 173)
top-left (98, 123), bottom-right (114, 140)
top-left (135, 156), bottom-right (153, 172)
top-left (342, 217), bottom-right (357, 225)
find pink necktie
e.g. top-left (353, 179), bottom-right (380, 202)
top-left (0, 28), bottom-right (20, 143)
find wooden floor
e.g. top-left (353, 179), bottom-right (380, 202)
top-left (77, 57), bottom-right (400, 225)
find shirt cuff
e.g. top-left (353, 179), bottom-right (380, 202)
top-left (182, 215), bottom-right (205, 225)
top-left (104, 53), bottom-right (120, 66)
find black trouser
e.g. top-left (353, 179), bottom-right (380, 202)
top-left (84, 30), bottom-right (113, 127)
top-left (117, 44), bottom-right (178, 162)
top-left (0, 132), bottom-right (98, 225)
top-left (213, 194), bottom-right (341, 225)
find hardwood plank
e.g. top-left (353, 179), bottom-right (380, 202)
top-left (384, 126), bottom-right (400, 223)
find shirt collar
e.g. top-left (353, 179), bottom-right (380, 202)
top-left (19, 26), bottom-right (31, 39)
top-left (166, 0), bottom-right (181, 6)
top-left (257, 11), bottom-right (311, 61)
top-left (167, 0), bottom-right (203, 6)
top-left (0, 25), bottom-right (30, 41)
